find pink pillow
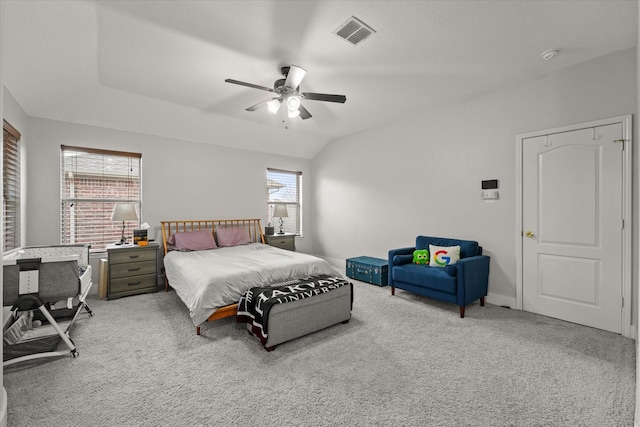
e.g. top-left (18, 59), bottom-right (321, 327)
top-left (216, 227), bottom-right (252, 247)
top-left (168, 229), bottom-right (217, 251)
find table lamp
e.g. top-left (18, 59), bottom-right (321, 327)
top-left (111, 203), bottom-right (138, 245)
top-left (272, 204), bottom-right (288, 235)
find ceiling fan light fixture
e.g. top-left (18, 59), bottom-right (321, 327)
top-left (286, 95), bottom-right (301, 111)
top-left (226, 66), bottom-right (345, 122)
top-left (288, 108), bottom-right (300, 119)
top-left (267, 99), bottom-right (281, 114)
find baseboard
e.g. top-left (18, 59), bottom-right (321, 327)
top-left (318, 256), bottom-right (346, 272)
top-left (486, 292), bottom-right (516, 309)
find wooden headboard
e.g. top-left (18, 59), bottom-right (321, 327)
top-left (160, 218), bottom-right (265, 255)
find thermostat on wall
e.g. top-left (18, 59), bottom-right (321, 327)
top-left (481, 179), bottom-right (498, 189)
top-left (481, 179), bottom-right (499, 202)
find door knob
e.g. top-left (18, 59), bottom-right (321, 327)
top-left (526, 231), bottom-right (535, 238)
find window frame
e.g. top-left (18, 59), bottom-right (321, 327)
top-left (266, 168), bottom-right (302, 236)
top-left (60, 145), bottom-right (142, 251)
top-left (3, 120), bottom-right (21, 252)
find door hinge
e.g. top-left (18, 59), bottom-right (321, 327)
top-left (614, 139), bottom-right (627, 151)
top-left (622, 297), bottom-right (624, 308)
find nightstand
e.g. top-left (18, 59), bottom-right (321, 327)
top-left (106, 243), bottom-right (159, 299)
top-left (264, 233), bottom-right (296, 251)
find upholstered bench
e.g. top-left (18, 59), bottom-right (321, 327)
top-left (237, 275), bottom-right (353, 351)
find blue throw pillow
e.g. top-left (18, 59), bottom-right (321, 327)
top-left (444, 264), bottom-right (457, 276)
top-left (393, 254), bottom-right (413, 265)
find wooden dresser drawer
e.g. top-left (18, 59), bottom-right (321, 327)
top-left (265, 234), bottom-right (295, 251)
top-left (109, 273), bottom-right (157, 294)
top-left (106, 243), bottom-right (159, 299)
top-left (109, 248), bottom-right (156, 265)
top-left (110, 260), bottom-right (156, 280)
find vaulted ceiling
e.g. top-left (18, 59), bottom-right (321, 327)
top-left (2, 1), bottom-right (637, 159)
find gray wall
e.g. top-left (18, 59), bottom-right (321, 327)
top-left (6, 47), bottom-right (639, 313)
top-left (311, 48), bottom-right (637, 312)
top-left (24, 118), bottom-right (314, 251)
top-left (22, 118), bottom-right (315, 288)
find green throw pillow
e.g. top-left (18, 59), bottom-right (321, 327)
top-left (413, 249), bottom-right (429, 264)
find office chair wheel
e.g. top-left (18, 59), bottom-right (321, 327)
top-left (71, 350), bottom-right (79, 358)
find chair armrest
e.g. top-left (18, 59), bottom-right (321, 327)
top-left (388, 246), bottom-right (415, 287)
top-left (388, 247), bottom-right (415, 266)
top-left (455, 255), bottom-right (491, 306)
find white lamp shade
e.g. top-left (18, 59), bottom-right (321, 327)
top-left (111, 203), bottom-right (138, 221)
top-left (273, 205), bottom-right (289, 218)
top-left (267, 99), bottom-right (281, 114)
top-left (287, 108), bottom-right (300, 119)
top-left (286, 96), bottom-right (301, 110)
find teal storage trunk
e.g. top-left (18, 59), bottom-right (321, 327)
top-left (346, 256), bottom-right (388, 286)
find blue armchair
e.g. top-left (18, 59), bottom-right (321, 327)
top-left (388, 236), bottom-right (490, 318)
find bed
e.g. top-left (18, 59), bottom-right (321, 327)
top-left (161, 219), bottom-right (344, 335)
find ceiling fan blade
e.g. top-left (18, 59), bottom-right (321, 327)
top-left (245, 98), bottom-right (272, 111)
top-left (225, 78), bottom-right (274, 93)
top-left (284, 65), bottom-right (307, 89)
top-left (301, 92), bottom-right (346, 103)
top-left (246, 97), bottom-right (282, 112)
top-left (298, 104), bottom-right (312, 120)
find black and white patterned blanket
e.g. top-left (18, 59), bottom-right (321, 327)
top-left (236, 274), bottom-right (352, 345)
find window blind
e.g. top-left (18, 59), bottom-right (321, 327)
top-left (3, 120), bottom-right (21, 251)
top-left (267, 168), bottom-right (302, 235)
top-left (60, 145), bottom-right (142, 250)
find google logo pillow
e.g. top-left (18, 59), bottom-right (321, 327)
top-left (428, 245), bottom-right (461, 267)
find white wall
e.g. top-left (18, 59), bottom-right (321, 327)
top-left (3, 88), bottom-right (27, 135)
top-left (24, 118), bottom-right (315, 255)
top-left (311, 47), bottom-right (637, 309)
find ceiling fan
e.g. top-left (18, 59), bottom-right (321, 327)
top-left (225, 65), bottom-right (346, 120)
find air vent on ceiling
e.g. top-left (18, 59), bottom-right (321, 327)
top-left (333, 16), bottom-right (376, 46)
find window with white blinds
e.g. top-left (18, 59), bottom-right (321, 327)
top-left (61, 145), bottom-right (141, 251)
top-left (266, 168), bottom-right (302, 235)
top-left (3, 120), bottom-right (21, 252)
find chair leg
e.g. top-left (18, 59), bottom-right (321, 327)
top-left (480, 297), bottom-right (485, 307)
top-left (459, 305), bottom-right (465, 318)
top-left (391, 286), bottom-right (395, 296)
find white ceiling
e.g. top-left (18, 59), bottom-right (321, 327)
top-left (2, 0), bottom-right (637, 159)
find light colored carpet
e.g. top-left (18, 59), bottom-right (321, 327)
top-left (3, 280), bottom-right (635, 426)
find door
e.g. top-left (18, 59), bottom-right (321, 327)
top-left (521, 123), bottom-right (624, 333)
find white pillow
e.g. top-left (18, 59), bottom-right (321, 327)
top-left (428, 245), bottom-right (461, 267)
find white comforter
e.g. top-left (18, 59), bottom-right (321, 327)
top-left (163, 243), bottom-right (341, 325)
